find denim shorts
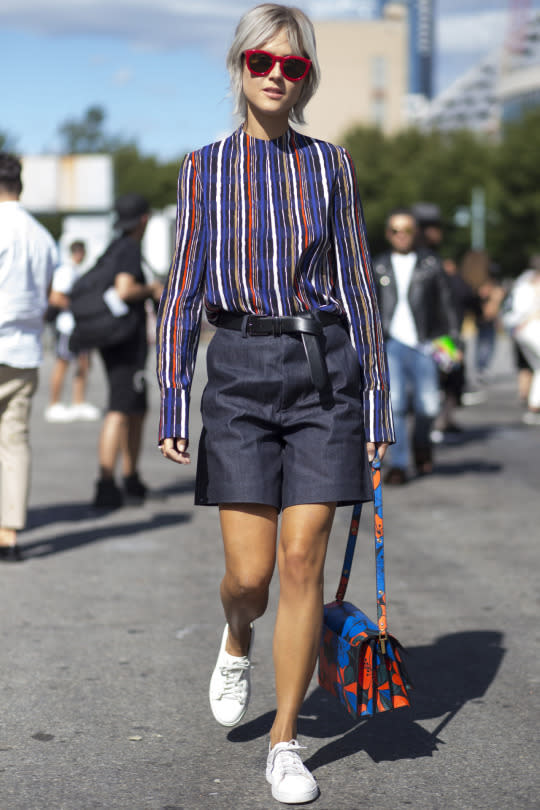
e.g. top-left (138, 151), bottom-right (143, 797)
top-left (195, 321), bottom-right (372, 511)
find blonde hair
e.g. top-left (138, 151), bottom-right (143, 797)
top-left (226, 3), bottom-right (320, 125)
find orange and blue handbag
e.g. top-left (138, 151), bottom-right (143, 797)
top-left (318, 456), bottom-right (412, 718)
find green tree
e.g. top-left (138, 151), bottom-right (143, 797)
top-left (342, 124), bottom-right (498, 263)
top-left (0, 131), bottom-right (18, 153)
top-left (113, 145), bottom-right (181, 211)
top-left (491, 108), bottom-right (540, 274)
top-left (57, 105), bottom-right (129, 154)
top-left (56, 106), bottom-right (182, 211)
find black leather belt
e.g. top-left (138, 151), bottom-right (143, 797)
top-left (214, 310), bottom-right (344, 392)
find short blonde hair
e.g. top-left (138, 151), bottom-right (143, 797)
top-left (226, 3), bottom-right (321, 125)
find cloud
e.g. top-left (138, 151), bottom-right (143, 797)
top-left (0, 1), bottom-right (247, 49)
top-left (112, 67), bottom-right (133, 86)
top-left (0, 0), bottom-right (350, 51)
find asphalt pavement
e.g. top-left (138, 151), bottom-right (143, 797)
top-left (1, 331), bottom-right (539, 810)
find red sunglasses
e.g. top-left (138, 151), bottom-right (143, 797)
top-left (244, 49), bottom-right (311, 82)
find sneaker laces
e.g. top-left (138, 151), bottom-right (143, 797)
top-left (272, 741), bottom-right (308, 779)
top-left (216, 657), bottom-right (250, 701)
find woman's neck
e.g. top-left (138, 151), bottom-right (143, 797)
top-left (244, 107), bottom-right (289, 141)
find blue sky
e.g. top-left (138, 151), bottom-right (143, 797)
top-left (2, 0), bottom-right (539, 161)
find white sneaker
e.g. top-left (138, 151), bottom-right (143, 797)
top-left (430, 429), bottom-right (444, 445)
top-left (266, 739), bottom-right (319, 804)
top-left (209, 624), bottom-right (253, 727)
top-left (44, 403), bottom-right (74, 423)
top-left (70, 402), bottom-right (101, 421)
top-left (522, 410), bottom-right (540, 426)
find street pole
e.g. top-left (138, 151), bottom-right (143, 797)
top-left (471, 186), bottom-right (486, 251)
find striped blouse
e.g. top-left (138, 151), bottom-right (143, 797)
top-left (156, 126), bottom-right (394, 444)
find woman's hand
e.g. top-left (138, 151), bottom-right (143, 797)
top-left (366, 441), bottom-right (389, 463)
top-left (160, 437), bottom-right (191, 465)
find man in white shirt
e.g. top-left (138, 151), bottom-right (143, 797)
top-left (373, 208), bottom-right (458, 484)
top-left (45, 240), bottom-right (100, 423)
top-left (0, 153), bottom-right (57, 560)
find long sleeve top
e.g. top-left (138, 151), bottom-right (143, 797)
top-left (156, 126), bottom-right (394, 444)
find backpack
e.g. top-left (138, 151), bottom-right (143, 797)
top-left (68, 239), bottom-right (139, 352)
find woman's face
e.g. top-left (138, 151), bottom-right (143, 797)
top-left (242, 29), bottom-right (306, 125)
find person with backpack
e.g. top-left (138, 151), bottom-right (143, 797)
top-left (89, 193), bottom-right (163, 508)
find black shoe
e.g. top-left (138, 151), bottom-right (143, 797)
top-left (444, 422), bottom-right (464, 434)
top-left (123, 473), bottom-right (148, 504)
top-left (0, 545), bottom-right (23, 562)
top-left (384, 467), bottom-right (408, 485)
top-left (93, 478), bottom-right (123, 509)
top-left (413, 445), bottom-right (433, 476)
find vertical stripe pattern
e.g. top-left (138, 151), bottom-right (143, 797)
top-left (156, 126), bottom-right (394, 444)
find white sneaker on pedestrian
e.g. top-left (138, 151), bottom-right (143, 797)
top-left (209, 623), bottom-right (253, 727)
top-left (522, 410), bottom-right (540, 426)
top-left (44, 403), bottom-right (74, 423)
top-left (266, 739), bottom-right (319, 804)
top-left (70, 402), bottom-right (101, 421)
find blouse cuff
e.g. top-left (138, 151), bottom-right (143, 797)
top-left (363, 388), bottom-right (395, 444)
top-left (159, 387), bottom-right (190, 443)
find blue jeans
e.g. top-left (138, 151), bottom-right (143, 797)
top-left (386, 338), bottom-right (440, 471)
top-left (475, 322), bottom-right (496, 374)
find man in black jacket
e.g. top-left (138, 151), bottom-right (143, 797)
top-left (373, 208), bottom-right (458, 484)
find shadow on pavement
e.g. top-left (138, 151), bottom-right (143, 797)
top-left (25, 478), bottom-right (196, 530)
top-left (433, 460), bottom-right (503, 476)
top-left (229, 630), bottom-right (505, 766)
top-left (21, 511), bottom-right (191, 558)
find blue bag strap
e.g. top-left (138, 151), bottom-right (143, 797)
top-left (334, 456), bottom-right (388, 645)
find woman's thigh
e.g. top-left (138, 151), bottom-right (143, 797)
top-left (219, 503), bottom-right (278, 587)
top-left (278, 503), bottom-right (336, 575)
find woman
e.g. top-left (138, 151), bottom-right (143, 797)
top-left (157, 4), bottom-right (393, 804)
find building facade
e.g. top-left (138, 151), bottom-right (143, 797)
top-left (303, 4), bottom-right (409, 144)
top-left (415, 10), bottom-right (540, 134)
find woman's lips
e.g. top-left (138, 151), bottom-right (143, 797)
top-left (263, 88), bottom-right (285, 99)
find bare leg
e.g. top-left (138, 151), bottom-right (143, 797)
top-left (121, 413), bottom-right (145, 477)
top-left (49, 357), bottom-right (69, 405)
top-left (0, 528), bottom-right (17, 547)
top-left (218, 504), bottom-right (278, 656)
top-left (98, 411), bottom-right (128, 478)
top-left (270, 502), bottom-right (336, 747)
top-left (72, 353), bottom-right (89, 405)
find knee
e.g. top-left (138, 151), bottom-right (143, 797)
top-left (417, 392), bottom-right (440, 419)
top-left (279, 544), bottom-right (323, 590)
top-left (390, 390), bottom-right (406, 416)
top-left (223, 569), bottom-right (271, 606)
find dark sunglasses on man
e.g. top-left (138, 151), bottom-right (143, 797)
top-left (244, 49), bottom-right (311, 82)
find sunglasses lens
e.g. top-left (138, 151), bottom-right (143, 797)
top-left (283, 58), bottom-right (309, 80)
top-left (247, 52), bottom-right (273, 74)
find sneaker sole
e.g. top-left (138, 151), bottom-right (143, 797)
top-left (269, 781), bottom-right (320, 804)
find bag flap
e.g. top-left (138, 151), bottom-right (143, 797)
top-left (323, 600), bottom-right (378, 644)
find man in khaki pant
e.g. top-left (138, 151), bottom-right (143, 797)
top-left (0, 153), bottom-right (57, 560)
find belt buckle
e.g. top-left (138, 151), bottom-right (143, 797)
top-left (272, 317), bottom-right (282, 337)
top-left (246, 315), bottom-right (258, 336)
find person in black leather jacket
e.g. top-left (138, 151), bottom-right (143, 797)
top-left (372, 207), bottom-right (459, 483)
